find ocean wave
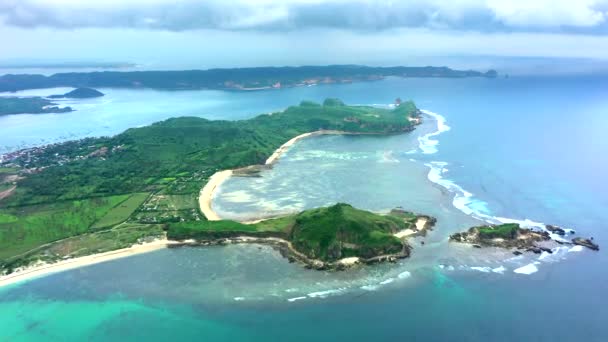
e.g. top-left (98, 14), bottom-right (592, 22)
top-left (418, 110), bottom-right (572, 240)
top-left (418, 110), bottom-right (451, 154)
top-left (379, 150), bottom-right (400, 163)
top-left (379, 278), bottom-right (395, 285)
top-left (307, 288), bottom-right (346, 298)
top-left (397, 271), bottom-right (411, 279)
top-left (470, 266), bottom-right (492, 273)
top-left (492, 266), bottom-right (507, 274)
top-left (513, 262), bottom-right (540, 275)
top-left (287, 296), bottom-right (307, 302)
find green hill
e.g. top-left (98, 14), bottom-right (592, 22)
top-left (48, 87), bottom-right (104, 99)
top-left (290, 203), bottom-right (408, 261)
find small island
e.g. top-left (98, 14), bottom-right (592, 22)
top-left (450, 223), bottom-right (599, 253)
top-left (0, 96), bottom-right (73, 116)
top-left (48, 87), bottom-right (104, 99)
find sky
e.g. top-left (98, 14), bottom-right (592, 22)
top-left (1, 0), bottom-right (608, 70)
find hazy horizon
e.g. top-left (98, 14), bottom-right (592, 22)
top-left (3, 1), bottom-right (608, 76)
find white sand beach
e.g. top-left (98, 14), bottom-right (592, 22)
top-left (199, 170), bottom-right (233, 221)
top-left (0, 238), bottom-right (174, 288)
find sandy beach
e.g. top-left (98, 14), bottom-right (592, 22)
top-left (0, 238), bottom-right (174, 288)
top-left (199, 170), bottom-right (233, 221)
top-left (394, 217), bottom-right (429, 238)
top-left (264, 132), bottom-right (317, 165)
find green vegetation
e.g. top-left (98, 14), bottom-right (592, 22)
top-left (91, 193), bottom-right (150, 229)
top-left (0, 195), bottom-right (130, 260)
top-left (290, 203), bottom-right (409, 261)
top-left (165, 215), bottom-right (297, 241)
top-left (477, 223), bottom-right (520, 239)
top-left (0, 99), bottom-right (419, 271)
top-left (0, 96), bottom-right (72, 115)
top-left (1, 223), bottom-right (164, 274)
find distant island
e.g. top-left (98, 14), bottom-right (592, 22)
top-left (48, 87), bottom-right (104, 99)
top-left (0, 65), bottom-right (498, 92)
top-left (0, 96), bottom-right (73, 116)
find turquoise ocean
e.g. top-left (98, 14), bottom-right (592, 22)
top-left (1, 74), bottom-right (607, 341)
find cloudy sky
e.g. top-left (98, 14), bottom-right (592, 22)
top-left (2, 0), bottom-right (608, 69)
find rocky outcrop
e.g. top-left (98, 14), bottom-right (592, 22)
top-left (572, 237), bottom-right (599, 251)
top-left (450, 224), bottom-right (551, 250)
top-left (546, 224), bottom-right (572, 236)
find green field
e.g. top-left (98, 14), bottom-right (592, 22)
top-left (91, 193), bottom-right (150, 229)
top-left (0, 195), bottom-right (130, 260)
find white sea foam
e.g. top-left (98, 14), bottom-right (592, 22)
top-left (361, 285), bottom-right (379, 291)
top-left (233, 297), bottom-right (245, 301)
top-left (538, 251), bottom-right (552, 260)
top-left (417, 110), bottom-right (451, 154)
top-left (397, 271), bottom-right (411, 279)
top-left (470, 266), bottom-right (492, 273)
top-left (287, 296), bottom-right (307, 302)
top-left (379, 150), bottom-right (399, 163)
top-left (492, 266), bottom-right (507, 274)
top-left (307, 288), bottom-right (346, 298)
top-left (569, 245), bottom-right (584, 252)
top-left (514, 263), bottom-right (540, 275)
top-left (380, 278), bottom-right (395, 285)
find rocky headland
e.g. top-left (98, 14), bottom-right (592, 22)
top-left (450, 223), bottom-right (599, 254)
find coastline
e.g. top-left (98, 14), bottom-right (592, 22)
top-left (199, 129), bottom-right (411, 221)
top-left (0, 232), bottom-right (409, 288)
top-left (198, 130), bottom-right (322, 221)
top-left (0, 238), bottom-right (175, 288)
top-left (199, 170), bottom-right (233, 221)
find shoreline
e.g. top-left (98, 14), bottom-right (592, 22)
top-left (0, 232), bottom-right (412, 288)
top-left (0, 238), bottom-right (175, 288)
top-left (198, 170), bottom-right (233, 221)
top-left (199, 129), bottom-right (415, 221)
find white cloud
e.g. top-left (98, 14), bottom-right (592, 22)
top-left (0, 0), bottom-right (606, 33)
top-left (487, 0), bottom-right (606, 27)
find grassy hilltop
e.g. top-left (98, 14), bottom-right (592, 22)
top-left (0, 99), bottom-right (419, 272)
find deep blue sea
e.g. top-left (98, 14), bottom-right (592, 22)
top-left (1, 75), bottom-right (607, 341)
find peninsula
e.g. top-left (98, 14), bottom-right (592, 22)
top-left (0, 65), bottom-right (498, 92)
top-left (0, 98), bottom-right (425, 275)
top-left (0, 96), bottom-right (73, 116)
